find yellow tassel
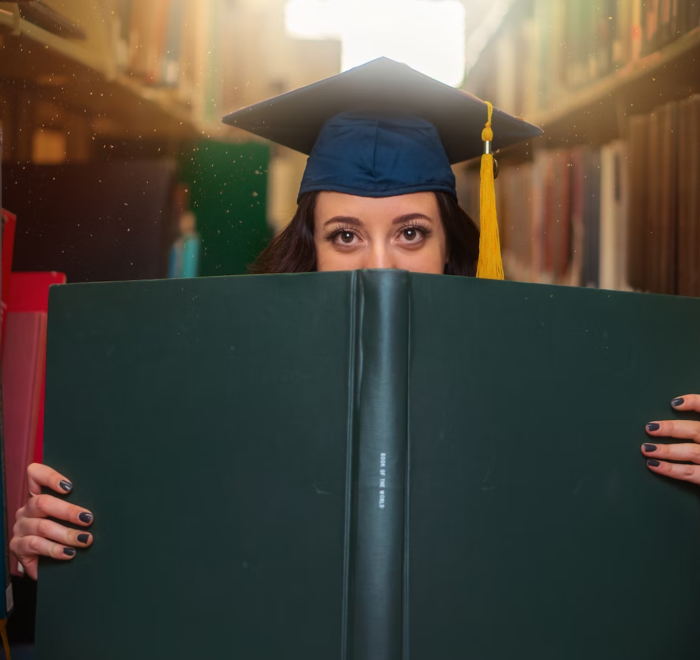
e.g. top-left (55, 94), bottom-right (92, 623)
top-left (476, 101), bottom-right (504, 280)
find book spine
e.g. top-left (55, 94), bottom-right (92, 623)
top-left (0, 130), bottom-right (13, 619)
top-left (348, 270), bottom-right (408, 660)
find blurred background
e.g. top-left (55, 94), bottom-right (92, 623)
top-left (0, 0), bottom-right (699, 654)
top-left (0, 0), bottom-right (699, 289)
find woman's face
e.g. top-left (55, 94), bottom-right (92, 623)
top-left (314, 191), bottom-right (448, 273)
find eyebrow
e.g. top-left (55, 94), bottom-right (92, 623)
top-left (323, 213), bottom-right (435, 228)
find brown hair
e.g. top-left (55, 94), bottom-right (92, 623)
top-left (250, 191), bottom-right (479, 276)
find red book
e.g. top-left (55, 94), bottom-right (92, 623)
top-left (2, 310), bottom-right (46, 575)
top-left (3, 272), bottom-right (65, 574)
top-left (1, 210), bottom-right (17, 356)
top-left (8, 272), bottom-right (67, 464)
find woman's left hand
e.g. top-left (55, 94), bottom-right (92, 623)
top-left (642, 394), bottom-right (700, 484)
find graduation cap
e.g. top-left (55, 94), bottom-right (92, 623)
top-left (223, 57), bottom-right (543, 280)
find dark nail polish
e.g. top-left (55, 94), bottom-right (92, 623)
top-left (647, 422), bottom-right (660, 432)
top-left (644, 443), bottom-right (657, 452)
top-left (672, 397), bottom-right (685, 407)
top-left (77, 534), bottom-right (90, 544)
top-left (78, 512), bottom-right (93, 524)
top-left (59, 480), bottom-right (73, 492)
top-left (63, 547), bottom-right (76, 557)
top-left (647, 459), bottom-right (660, 467)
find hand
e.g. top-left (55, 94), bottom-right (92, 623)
top-left (9, 463), bottom-right (94, 580)
top-left (641, 395), bottom-right (700, 485)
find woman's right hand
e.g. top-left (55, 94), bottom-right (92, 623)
top-left (9, 463), bottom-right (94, 580)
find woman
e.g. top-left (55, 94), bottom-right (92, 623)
top-left (10, 58), bottom-right (699, 579)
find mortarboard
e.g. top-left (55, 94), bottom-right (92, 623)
top-left (223, 57), bottom-right (543, 279)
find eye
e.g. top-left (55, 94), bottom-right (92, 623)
top-left (324, 225), bottom-right (361, 246)
top-left (396, 223), bottom-right (432, 245)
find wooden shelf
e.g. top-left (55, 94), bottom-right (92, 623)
top-left (0, 4), bottom-right (18, 30)
top-left (0, 4), bottom-right (197, 139)
top-left (529, 27), bottom-right (700, 146)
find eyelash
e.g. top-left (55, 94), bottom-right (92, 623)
top-left (324, 222), bottom-right (433, 244)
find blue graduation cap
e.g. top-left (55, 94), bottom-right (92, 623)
top-left (222, 57), bottom-right (543, 279)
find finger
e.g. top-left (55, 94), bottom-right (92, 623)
top-left (642, 442), bottom-right (700, 464)
top-left (27, 463), bottom-right (73, 497)
top-left (10, 534), bottom-right (77, 565)
top-left (645, 458), bottom-right (700, 485)
top-left (670, 394), bottom-right (700, 413)
top-left (14, 517), bottom-right (93, 548)
top-left (645, 420), bottom-right (700, 442)
top-left (25, 494), bottom-right (94, 527)
top-left (18, 557), bottom-right (37, 580)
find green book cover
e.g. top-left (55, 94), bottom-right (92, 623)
top-left (36, 271), bottom-right (700, 659)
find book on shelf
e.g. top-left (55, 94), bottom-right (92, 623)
top-left (2, 281), bottom-right (48, 576)
top-left (0, 210), bottom-right (15, 357)
top-left (467, 0), bottom-right (700, 115)
top-left (677, 94), bottom-right (700, 297)
top-left (8, 272), bottom-right (67, 465)
top-left (627, 112), bottom-right (650, 292)
top-left (600, 140), bottom-right (631, 292)
top-left (0, 129), bottom-right (15, 626)
top-left (35, 270), bottom-right (700, 660)
top-left (109, 0), bottom-right (228, 117)
top-left (0, 272), bottom-right (65, 577)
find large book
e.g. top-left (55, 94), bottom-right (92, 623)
top-left (35, 271), bottom-right (700, 660)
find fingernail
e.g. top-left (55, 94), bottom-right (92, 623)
top-left (59, 480), bottom-right (73, 492)
top-left (63, 548), bottom-right (76, 557)
top-left (647, 422), bottom-right (660, 432)
top-left (647, 459), bottom-right (660, 467)
top-left (643, 443), bottom-right (657, 452)
top-left (77, 534), bottom-right (90, 544)
top-left (672, 397), bottom-right (685, 407)
top-left (78, 512), bottom-right (93, 524)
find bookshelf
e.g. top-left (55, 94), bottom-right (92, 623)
top-left (465, 0), bottom-right (700, 149)
top-left (530, 26), bottom-right (700, 145)
top-left (459, 0), bottom-right (700, 297)
top-left (0, 1), bottom-right (197, 142)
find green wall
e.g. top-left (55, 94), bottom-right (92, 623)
top-left (180, 140), bottom-right (271, 276)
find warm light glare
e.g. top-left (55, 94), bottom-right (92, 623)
top-left (285, 0), bottom-right (466, 87)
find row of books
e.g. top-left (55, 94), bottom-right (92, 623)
top-left (473, 0), bottom-right (700, 118)
top-left (456, 94), bottom-right (700, 297)
top-left (111, 0), bottom-right (186, 88)
top-left (628, 94), bottom-right (700, 296)
top-left (566, 0), bottom-right (700, 88)
top-left (108, 0), bottom-right (233, 123)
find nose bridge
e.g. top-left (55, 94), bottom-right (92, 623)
top-left (365, 241), bottom-right (395, 270)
